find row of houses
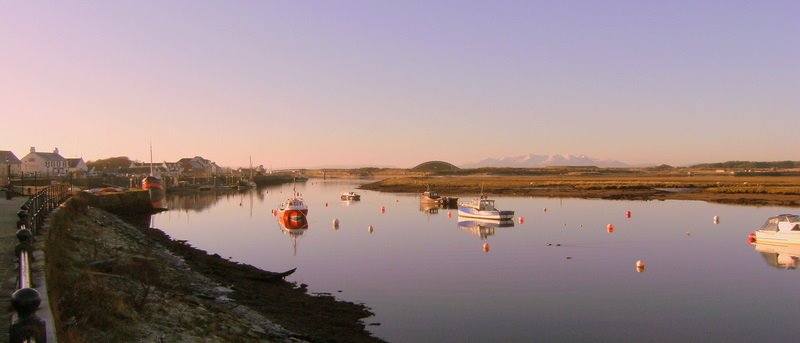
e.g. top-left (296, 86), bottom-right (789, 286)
top-left (1, 147), bottom-right (265, 186)
top-left (1, 147), bottom-right (87, 185)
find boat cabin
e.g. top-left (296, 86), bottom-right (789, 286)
top-left (759, 214), bottom-right (800, 232)
top-left (479, 199), bottom-right (497, 211)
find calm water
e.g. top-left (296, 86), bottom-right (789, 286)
top-left (150, 179), bottom-right (799, 342)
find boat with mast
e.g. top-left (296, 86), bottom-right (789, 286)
top-left (277, 179), bottom-right (308, 222)
top-left (458, 185), bottom-right (513, 220)
top-left (141, 143), bottom-right (166, 208)
top-left (237, 156), bottom-right (257, 190)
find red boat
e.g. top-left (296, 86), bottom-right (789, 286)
top-left (278, 195), bottom-right (308, 222)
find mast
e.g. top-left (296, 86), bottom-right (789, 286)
top-left (149, 142), bottom-right (154, 176)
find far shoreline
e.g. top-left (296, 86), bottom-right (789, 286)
top-left (358, 175), bottom-right (800, 207)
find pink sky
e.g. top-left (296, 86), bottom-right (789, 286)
top-left (2, 1), bottom-right (798, 168)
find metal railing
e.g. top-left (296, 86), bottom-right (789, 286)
top-left (11, 184), bottom-right (71, 343)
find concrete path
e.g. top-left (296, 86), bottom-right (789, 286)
top-left (0, 190), bottom-right (27, 343)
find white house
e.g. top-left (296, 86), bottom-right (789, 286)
top-left (66, 158), bottom-right (89, 177)
top-left (21, 147), bottom-right (68, 176)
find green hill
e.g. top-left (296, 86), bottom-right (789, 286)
top-left (411, 161), bottom-right (460, 173)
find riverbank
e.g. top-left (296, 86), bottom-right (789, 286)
top-left (46, 197), bottom-right (383, 342)
top-left (359, 175), bottom-right (800, 207)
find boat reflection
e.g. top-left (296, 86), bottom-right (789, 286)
top-left (457, 217), bottom-right (515, 240)
top-left (752, 242), bottom-right (800, 270)
top-left (419, 202), bottom-right (458, 215)
top-left (278, 215), bottom-right (309, 256)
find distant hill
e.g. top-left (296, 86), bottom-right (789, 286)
top-left (690, 161), bottom-right (800, 169)
top-left (462, 153), bottom-right (632, 168)
top-left (411, 161), bottom-right (461, 172)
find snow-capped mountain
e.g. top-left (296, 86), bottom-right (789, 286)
top-left (461, 153), bottom-right (631, 168)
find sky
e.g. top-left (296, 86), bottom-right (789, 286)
top-left (1, 1), bottom-right (798, 168)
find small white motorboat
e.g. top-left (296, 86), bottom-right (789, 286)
top-left (340, 191), bottom-right (361, 201)
top-left (753, 214), bottom-right (800, 245)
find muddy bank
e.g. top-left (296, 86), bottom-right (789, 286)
top-left (46, 198), bottom-right (383, 342)
top-left (359, 177), bottom-right (800, 207)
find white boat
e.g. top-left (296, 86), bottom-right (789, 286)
top-left (340, 191), bottom-right (361, 201)
top-left (753, 214), bottom-right (800, 245)
top-left (457, 196), bottom-right (514, 220)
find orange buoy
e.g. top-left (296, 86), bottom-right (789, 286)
top-left (380, 206), bottom-right (386, 214)
top-left (518, 216), bottom-right (525, 224)
top-left (748, 232), bottom-right (756, 244)
top-left (607, 223), bottom-right (615, 233)
top-left (626, 210), bottom-right (631, 218)
top-left (635, 260), bottom-right (646, 272)
top-left (447, 211), bottom-right (452, 218)
top-left (272, 209), bottom-right (277, 216)
top-left (482, 243), bottom-right (490, 253)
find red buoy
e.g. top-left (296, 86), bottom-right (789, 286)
top-left (607, 224), bottom-right (615, 233)
top-left (748, 232), bottom-right (756, 244)
top-left (518, 216), bottom-right (525, 224)
top-left (380, 206), bottom-right (386, 213)
top-left (483, 243), bottom-right (490, 253)
top-left (447, 211), bottom-right (452, 218)
top-left (626, 210), bottom-right (632, 218)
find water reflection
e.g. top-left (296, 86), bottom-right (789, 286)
top-left (278, 215), bottom-right (309, 256)
top-left (753, 243), bottom-right (800, 270)
top-left (166, 188), bottom-right (263, 213)
top-left (457, 217), bottom-right (515, 240)
top-left (418, 202), bottom-right (458, 215)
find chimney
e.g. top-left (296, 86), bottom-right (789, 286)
top-left (30, 147), bottom-right (35, 153)
top-left (54, 147), bottom-right (59, 154)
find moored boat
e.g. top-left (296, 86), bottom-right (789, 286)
top-left (340, 191), bottom-right (361, 201)
top-left (142, 143), bottom-right (166, 208)
top-left (278, 189), bottom-right (308, 222)
top-left (457, 196), bottom-right (514, 220)
top-left (420, 190), bottom-right (458, 206)
top-left (753, 214), bottom-right (800, 245)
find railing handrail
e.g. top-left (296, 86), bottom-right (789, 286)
top-left (11, 183), bottom-right (71, 343)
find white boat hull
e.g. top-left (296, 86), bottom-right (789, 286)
top-left (755, 231), bottom-right (800, 245)
top-left (457, 207), bottom-right (514, 220)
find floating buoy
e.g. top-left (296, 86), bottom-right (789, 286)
top-left (447, 211), bottom-right (452, 218)
top-left (380, 206), bottom-right (386, 214)
top-left (636, 260), bottom-right (646, 272)
top-left (626, 210), bottom-right (632, 218)
top-left (272, 209), bottom-right (277, 216)
top-left (368, 225), bottom-right (374, 233)
top-left (325, 202), bottom-right (328, 207)
top-left (686, 231), bottom-right (692, 236)
top-left (396, 199), bottom-right (399, 202)
top-left (332, 218), bottom-right (339, 229)
top-left (482, 243), bottom-right (490, 253)
top-left (748, 232), bottom-right (756, 244)
top-left (713, 216), bottom-right (719, 224)
top-left (543, 208), bottom-right (547, 212)
top-left (518, 216), bottom-right (525, 224)
top-left (607, 224), bottom-right (615, 233)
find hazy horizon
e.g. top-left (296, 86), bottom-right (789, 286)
top-left (2, 1), bottom-right (798, 169)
